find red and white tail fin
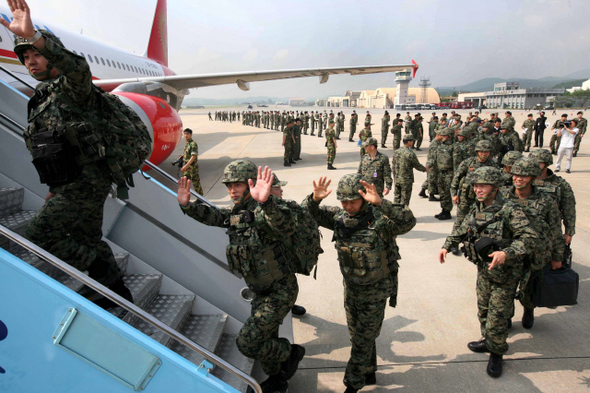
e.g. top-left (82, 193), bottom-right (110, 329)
top-left (146, 0), bottom-right (168, 66)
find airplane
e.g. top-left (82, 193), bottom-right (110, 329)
top-left (0, 0), bottom-right (419, 167)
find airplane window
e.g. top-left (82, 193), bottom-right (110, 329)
top-left (94, 56), bottom-right (99, 64)
top-left (106, 59), bottom-right (111, 67)
top-left (87, 55), bottom-right (93, 63)
top-left (117, 62), bottom-right (121, 69)
top-left (100, 58), bottom-right (105, 66)
top-left (126, 64), bottom-right (130, 71)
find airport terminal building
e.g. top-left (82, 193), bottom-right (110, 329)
top-left (485, 82), bottom-right (565, 109)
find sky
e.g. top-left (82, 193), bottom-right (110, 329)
top-left (17, 0), bottom-right (590, 100)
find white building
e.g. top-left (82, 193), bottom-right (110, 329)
top-left (485, 82), bottom-right (565, 109)
top-left (394, 70), bottom-right (413, 106)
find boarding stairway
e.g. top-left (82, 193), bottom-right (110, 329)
top-left (0, 67), bottom-right (291, 392)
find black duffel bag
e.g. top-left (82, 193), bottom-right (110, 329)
top-left (530, 265), bottom-right (579, 308)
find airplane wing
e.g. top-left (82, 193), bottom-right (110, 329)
top-left (93, 62), bottom-right (419, 92)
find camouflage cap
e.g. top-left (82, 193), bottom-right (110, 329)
top-left (271, 174), bottom-right (287, 188)
top-left (471, 167), bottom-right (503, 188)
top-left (221, 159), bottom-right (257, 184)
top-left (501, 151), bottom-right (523, 167)
top-left (474, 140), bottom-right (492, 152)
top-left (14, 29), bottom-right (65, 64)
top-left (510, 157), bottom-right (541, 177)
top-left (403, 134), bottom-right (415, 142)
top-left (529, 149), bottom-right (553, 166)
top-left (437, 127), bottom-right (454, 137)
top-left (362, 137), bottom-right (378, 147)
top-left (336, 173), bottom-right (365, 201)
top-left (457, 128), bottom-right (471, 138)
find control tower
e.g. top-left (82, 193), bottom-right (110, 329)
top-left (394, 69), bottom-right (414, 106)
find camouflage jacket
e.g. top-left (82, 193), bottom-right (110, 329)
top-left (283, 125), bottom-right (294, 144)
top-left (578, 117), bottom-right (587, 135)
top-left (182, 139), bottom-right (199, 166)
top-left (391, 124), bottom-right (402, 136)
top-left (443, 193), bottom-right (538, 271)
top-left (522, 119), bottom-right (535, 132)
top-left (533, 169), bottom-right (576, 236)
top-left (181, 195), bottom-right (296, 292)
top-left (451, 157), bottom-right (498, 197)
top-left (500, 186), bottom-right (564, 263)
top-left (24, 33), bottom-right (96, 151)
top-left (392, 146), bottom-right (426, 183)
top-left (473, 131), bottom-right (502, 157)
top-left (349, 115), bottom-right (358, 126)
top-left (430, 140), bottom-right (454, 171)
top-left (326, 127), bottom-right (336, 146)
top-left (359, 128), bottom-right (372, 141)
top-left (452, 140), bottom-right (475, 171)
top-left (501, 116), bottom-right (516, 131)
top-left (381, 115), bottom-right (390, 130)
top-left (426, 139), bottom-right (441, 167)
top-left (358, 151), bottom-right (393, 191)
top-left (499, 130), bottom-right (524, 152)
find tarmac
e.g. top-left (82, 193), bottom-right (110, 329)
top-left (164, 107), bottom-right (590, 392)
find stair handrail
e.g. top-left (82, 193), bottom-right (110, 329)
top-left (0, 64), bottom-right (36, 91)
top-left (0, 223), bottom-right (262, 393)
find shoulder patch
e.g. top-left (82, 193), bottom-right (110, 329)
top-left (512, 209), bottom-right (526, 219)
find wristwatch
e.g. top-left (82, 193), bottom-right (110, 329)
top-left (26, 30), bottom-right (43, 44)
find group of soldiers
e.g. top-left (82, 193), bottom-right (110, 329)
top-left (210, 110), bottom-right (240, 122)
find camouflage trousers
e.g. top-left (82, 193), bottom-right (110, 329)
top-left (573, 133), bottom-right (584, 154)
top-left (349, 125), bottom-right (356, 140)
top-left (336, 124), bottom-right (343, 138)
top-left (24, 163), bottom-right (122, 285)
top-left (392, 131), bottom-right (401, 150)
top-left (437, 170), bottom-right (454, 212)
top-left (394, 181), bottom-right (412, 206)
top-left (183, 166), bottom-right (203, 195)
top-left (343, 276), bottom-right (393, 390)
top-left (318, 125), bottom-right (323, 138)
top-left (327, 144), bottom-right (336, 165)
top-left (413, 130), bottom-right (423, 149)
top-left (303, 125), bottom-right (308, 135)
top-left (476, 265), bottom-right (520, 355)
top-left (549, 134), bottom-right (561, 153)
top-left (284, 141), bottom-right (294, 162)
top-left (294, 137), bottom-right (301, 160)
top-left (381, 128), bottom-right (389, 146)
top-left (310, 123), bottom-right (315, 135)
top-left (523, 130), bottom-right (534, 150)
top-left (236, 274), bottom-right (298, 376)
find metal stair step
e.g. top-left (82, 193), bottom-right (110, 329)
top-left (170, 314), bottom-right (228, 366)
top-left (0, 210), bottom-right (36, 249)
top-left (133, 294), bottom-right (195, 348)
top-left (0, 187), bottom-right (24, 218)
top-left (212, 333), bottom-right (256, 393)
top-left (122, 273), bottom-right (163, 325)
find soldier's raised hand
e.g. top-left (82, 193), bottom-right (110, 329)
top-left (177, 176), bottom-right (192, 206)
top-left (0, 0), bottom-right (36, 39)
top-left (358, 180), bottom-right (382, 206)
top-left (249, 166), bottom-right (272, 203)
top-left (312, 176), bottom-right (332, 201)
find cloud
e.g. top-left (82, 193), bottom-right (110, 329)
top-left (524, 14), bottom-right (545, 27)
top-left (273, 49), bottom-right (289, 61)
top-left (243, 48), bottom-right (259, 62)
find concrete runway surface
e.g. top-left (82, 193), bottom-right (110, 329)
top-left (161, 107), bottom-right (590, 392)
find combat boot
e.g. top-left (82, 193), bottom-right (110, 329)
top-left (365, 372), bottom-right (376, 385)
top-left (291, 305), bottom-right (306, 316)
top-left (418, 188), bottom-right (428, 198)
top-left (487, 353), bottom-right (503, 378)
top-left (381, 144), bottom-right (387, 148)
top-left (328, 164), bottom-right (337, 170)
top-left (437, 210), bottom-right (452, 220)
top-left (260, 374), bottom-right (288, 393)
top-left (290, 160), bottom-right (296, 164)
top-left (284, 161), bottom-right (291, 167)
top-left (434, 210), bottom-right (443, 219)
top-left (468, 339), bottom-right (489, 353)
top-left (344, 386), bottom-right (358, 393)
top-left (278, 344), bottom-right (305, 381)
top-left (522, 307), bottom-right (534, 329)
top-left (428, 194), bottom-right (440, 202)
top-left (349, 139), bottom-right (354, 142)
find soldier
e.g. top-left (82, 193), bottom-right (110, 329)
top-left (409, 114), bottom-right (421, 148)
top-left (501, 111), bottom-right (516, 132)
top-left (358, 137), bottom-right (392, 198)
top-left (529, 149), bottom-right (576, 247)
top-left (451, 140), bottom-right (499, 234)
top-left (317, 111), bottom-right (324, 138)
top-left (178, 162), bottom-right (305, 392)
top-left (303, 111), bottom-right (309, 135)
top-left (293, 118), bottom-right (302, 161)
top-left (439, 167), bottom-right (538, 378)
top-left (453, 128), bottom-right (475, 171)
top-left (7, 3), bottom-right (133, 307)
top-left (358, 123), bottom-right (373, 156)
top-left (419, 132), bottom-right (442, 201)
top-left (349, 111), bottom-right (358, 142)
top-left (178, 128), bottom-right (204, 194)
top-left (416, 114), bottom-right (425, 150)
top-left (310, 111), bottom-right (316, 135)
top-left (391, 118), bottom-right (403, 150)
top-left (521, 113), bottom-right (535, 152)
top-left (304, 174), bottom-right (416, 393)
top-left (573, 111), bottom-right (587, 157)
top-left (500, 157), bottom-right (564, 329)
top-left (428, 128), bottom-right (455, 220)
top-left (549, 114), bottom-right (567, 155)
top-left (365, 111), bottom-right (372, 130)
top-left (404, 112), bottom-right (411, 133)
top-left (283, 119), bottom-right (296, 166)
top-left (337, 111), bottom-right (345, 140)
top-left (500, 151), bottom-right (522, 187)
top-left (326, 120), bottom-right (338, 170)
top-left (380, 111), bottom-right (390, 148)
top-left (392, 135), bottom-right (427, 205)
top-left (429, 116), bottom-right (439, 142)
top-left (497, 124), bottom-right (523, 165)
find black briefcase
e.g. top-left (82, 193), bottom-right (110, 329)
top-left (531, 266), bottom-right (579, 308)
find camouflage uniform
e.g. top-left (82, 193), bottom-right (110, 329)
top-left (529, 149), bottom-right (576, 238)
top-left (326, 125), bottom-right (337, 165)
top-left (421, 137), bottom-right (440, 196)
top-left (310, 112), bottom-right (316, 135)
top-left (293, 123), bottom-right (302, 160)
top-left (501, 115), bottom-right (516, 132)
top-left (21, 31), bottom-right (124, 287)
top-left (429, 128), bottom-right (455, 214)
top-left (443, 167), bottom-right (537, 355)
top-left (283, 125), bottom-right (294, 163)
top-left (358, 128), bottom-right (372, 156)
top-left (380, 114), bottom-right (390, 146)
top-left (453, 129), bottom-right (476, 171)
top-left (317, 114), bottom-right (324, 137)
top-left (497, 128), bottom-right (523, 165)
top-left (549, 119), bottom-right (563, 154)
top-left (337, 113), bottom-right (345, 139)
top-left (182, 138), bottom-right (203, 195)
top-left (450, 141), bottom-right (498, 230)
top-left (500, 151), bottom-right (522, 187)
top-left (392, 137), bottom-right (427, 205)
top-left (573, 116), bottom-right (587, 156)
top-left (181, 160), bottom-right (300, 377)
top-left (428, 119), bottom-right (438, 142)
top-left (303, 173), bottom-right (416, 391)
top-left (391, 122), bottom-right (403, 150)
top-left (349, 114), bottom-right (358, 141)
top-left (521, 118), bottom-right (535, 151)
top-left (357, 142), bottom-right (393, 197)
